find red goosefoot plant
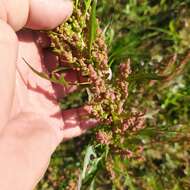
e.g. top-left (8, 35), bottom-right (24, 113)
top-left (26, 0), bottom-right (145, 157)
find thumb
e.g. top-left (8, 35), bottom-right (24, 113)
top-left (0, 20), bottom-right (18, 129)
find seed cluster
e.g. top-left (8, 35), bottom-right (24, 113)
top-left (45, 1), bottom-right (144, 141)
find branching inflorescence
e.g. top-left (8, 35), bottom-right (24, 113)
top-left (32, 0), bottom-right (145, 144)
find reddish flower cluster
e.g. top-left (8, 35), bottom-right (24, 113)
top-left (114, 148), bottom-right (134, 159)
top-left (105, 158), bottom-right (115, 180)
top-left (96, 131), bottom-right (112, 145)
top-left (44, 1), bottom-right (146, 148)
top-left (121, 112), bottom-right (145, 134)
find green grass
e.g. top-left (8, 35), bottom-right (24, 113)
top-left (37, 0), bottom-right (190, 190)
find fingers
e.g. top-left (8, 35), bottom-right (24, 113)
top-left (61, 107), bottom-right (98, 141)
top-left (45, 106), bottom-right (97, 144)
top-left (0, 0), bottom-right (73, 31)
top-left (0, 20), bottom-right (18, 129)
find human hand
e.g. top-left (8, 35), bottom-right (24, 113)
top-left (0, 1), bottom-right (96, 189)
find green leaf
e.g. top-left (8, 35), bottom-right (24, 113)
top-left (124, 170), bottom-right (136, 190)
top-left (84, 0), bottom-right (92, 15)
top-left (23, 58), bottom-right (68, 86)
top-left (75, 0), bottom-right (79, 7)
top-left (88, 0), bottom-right (97, 56)
top-left (52, 67), bottom-right (71, 73)
top-left (78, 146), bottom-right (96, 190)
top-left (82, 146), bottom-right (96, 180)
top-left (59, 74), bottom-right (68, 86)
top-left (23, 58), bottom-right (50, 80)
top-left (78, 145), bottom-right (103, 190)
top-left (128, 72), bottom-right (167, 82)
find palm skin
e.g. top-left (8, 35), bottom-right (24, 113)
top-left (0, 1), bottom-right (97, 189)
top-left (13, 29), bottom-right (96, 144)
top-left (0, 29), bottom-right (96, 189)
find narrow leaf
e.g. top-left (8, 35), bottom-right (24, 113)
top-left (84, 0), bottom-right (92, 15)
top-left (88, 0), bottom-right (97, 55)
top-left (23, 58), bottom-right (68, 86)
top-left (23, 58), bottom-right (50, 80)
top-left (128, 72), bottom-right (167, 82)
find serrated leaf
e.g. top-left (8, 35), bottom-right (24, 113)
top-left (23, 58), bottom-right (68, 86)
top-left (23, 58), bottom-right (50, 80)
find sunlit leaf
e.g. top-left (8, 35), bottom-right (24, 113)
top-left (84, 0), bottom-right (92, 15)
top-left (88, 0), bottom-right (97, 56)
top-left (23, 58), bottom-right (68, 86)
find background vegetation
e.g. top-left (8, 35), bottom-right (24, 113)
top-left (37, 0), bottom-right (190, 189)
